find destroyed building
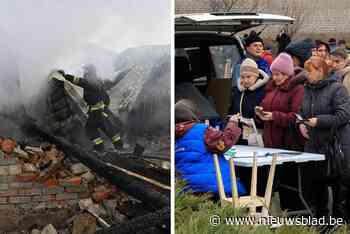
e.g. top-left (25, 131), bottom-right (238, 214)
top-left (0, 44), bottom-right (170, 233)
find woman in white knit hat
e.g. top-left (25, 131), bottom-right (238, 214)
top-left (229, 58), bottom-right (270, 145)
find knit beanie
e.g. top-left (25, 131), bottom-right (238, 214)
top-left (284, 38), bottom-right (316, 67)
top-left (244, 31), bottom-right (264, 47)
top-left (270, 53), bottom-right (294, 76)
top-left (240, 58), bottom-right (259, 77)
top-left (175, 99), bottom-right (199, 123)
top-left (331, 48), bottom-right (348, 60)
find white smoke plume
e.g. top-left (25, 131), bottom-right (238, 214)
top-left (0, 0), bottom-right (170, 112)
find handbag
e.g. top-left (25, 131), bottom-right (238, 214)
top-left (240, 117), bottom-right (264, 147)
top-left (325, 126), bottom-right (346, 180)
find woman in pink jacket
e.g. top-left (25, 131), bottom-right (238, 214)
top-left (256, 53), bottom-right (305, 212)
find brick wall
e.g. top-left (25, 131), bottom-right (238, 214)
top-left (175, 0), bottom-right (350, 35)
top-left (0, 155), bottom-right (90, 211)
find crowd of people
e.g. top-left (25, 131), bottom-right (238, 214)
top-left (175, 30), bottom-right (350, 222)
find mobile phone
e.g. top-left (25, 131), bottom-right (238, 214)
top-left (255, 106), bottom-right (264, 115)
top-left (295, 113), bottom-right (304, 121)
top-left (295, 113), bottom-right (309, 123)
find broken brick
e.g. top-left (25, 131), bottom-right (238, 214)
top-left (43, 178), bottom-right (58, 188)
top-left (60, 177), bottom-right (82, 186)
top-left (33, 202), bottom-right (46, 210)
top-left (70, 163), bottom-right (89, 175)
top-left (92, 191), bottom-right (111, 203)
top-left (24, 146), bottom-right (43, 154)
top-left (23, 163), bottom-right (38, 173)
top-left (78, 192), bottom-right (91, 199)
top-left (81, 171), bottom-right (95, 183)
top-left (41, 224), bottom-right (58, 234)
top-left (31, 229), bottom-right (41, 234)
top-left (78, 198), bottom-right (94, 210)
top-left (13, 146), bottom-right (29, 160)
top-left (45, 147), bottom-right (61, 162)
top-left (64, 184), bottom-right (89, 193)
top-left (72, 213), bottom-right (97, 234)
top-left (8, 165), bottom-right (22, 175)
top-left (15, 173), bottom-right (38, 182)
top-left (94, 185), bottom-right (108, 192)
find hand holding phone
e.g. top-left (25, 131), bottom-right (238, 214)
top-left (295, 113), bottom-right (309, 123)
top-left (255, 106), bottom-right (264, 115)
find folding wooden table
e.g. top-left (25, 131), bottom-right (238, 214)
top-left (213, 145), bottom-right (325, 217)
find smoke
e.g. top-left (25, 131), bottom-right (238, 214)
top-left (0, 0), bottom-right (170, 114)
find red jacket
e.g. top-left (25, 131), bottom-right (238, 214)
top-left (259, 76), bottom-right (304, 148)
top-left (261, 51), bottom-right (273, 67)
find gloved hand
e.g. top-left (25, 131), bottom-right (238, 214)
top-left (57, 70), bottom-right (65, 76)
top-left (49, 70), bottom-right (65, 82)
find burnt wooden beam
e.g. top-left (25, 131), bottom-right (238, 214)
top-left (25, 121), bottom-right (170, 211)
top-left (95, 207), bottom-right (170, 234)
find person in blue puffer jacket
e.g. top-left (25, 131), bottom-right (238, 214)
top-left (175, 99), bottom-right (246, 196)
top-left (232, 31), bottom-right (271, 87)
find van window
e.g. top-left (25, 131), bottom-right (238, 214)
top-left (175, 47), bottom-right (210, 82)
top-left (209, 45), bottom-right (240, 79)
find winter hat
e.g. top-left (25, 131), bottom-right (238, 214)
top-left (284, 38), bottom-right (316, 67)
top-left (270, 53), bottom-right (294, 76)
top-left (240, 58), bottom-right (259, 77)
top-left (328, 38), bottom-right (337, 45)
top-left (244, 31), bottom-right (264, 47)
top-left (175, 99), bottom-right (200, 123)
top-left (331, 48), bottom-right (348, 60)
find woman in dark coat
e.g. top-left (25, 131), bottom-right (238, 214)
top-left (299, 56), bottom-right (350, 220)
top-left (230, 58), bottom-right (269, 145)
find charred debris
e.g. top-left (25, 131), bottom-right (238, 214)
top-left (0, 46), bottom-right (170, 233)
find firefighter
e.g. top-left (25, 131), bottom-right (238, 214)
top-left (57, 64), bottom-right (123, 152)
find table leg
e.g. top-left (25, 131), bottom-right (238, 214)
top-left (213, 154), bottom-right (227, 205)
top-left (229, 158), bottom-right (238, 208)
top-left (262, 154), bottom-right (277, 216)
top-left (297, 166), bottom-right (314, 217)
top-left (249, 153), bottom-right (258, 215)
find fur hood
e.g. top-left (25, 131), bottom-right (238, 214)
top-left (237, 69), bottom-right (270, 92)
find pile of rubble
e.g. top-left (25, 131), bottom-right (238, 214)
top-left (0, 137), bottom-right (140, 233)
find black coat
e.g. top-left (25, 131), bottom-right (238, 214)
top-left (230, 69), bottom-right (269, 118)
top-left (300, 77), bottom-right (350, 179)
top-left (230, 86), bottom-right (265, 119)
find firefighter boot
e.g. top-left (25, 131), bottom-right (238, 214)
top-left (112, 135), bottom-right (123, 150)
top-left (92, 138), bottom-right (106, 156)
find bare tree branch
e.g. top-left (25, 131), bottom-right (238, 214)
top-left (281, 0), bottom-right (309, 38)
top-left (208, 0), bottom-right (264, 12)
